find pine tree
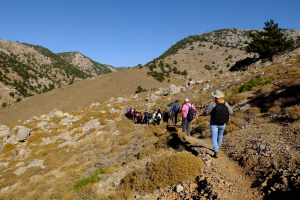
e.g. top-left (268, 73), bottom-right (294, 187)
top-left (245, 20), bottom-right (294, 61)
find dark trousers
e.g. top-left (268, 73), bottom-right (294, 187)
top-left (171, 111), bottom-right (179, 125)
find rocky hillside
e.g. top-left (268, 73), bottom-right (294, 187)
top-left (144, 28), bottom-right (300, 81)
top-left (0, 45), bottom-right (299, 199)
top-left (0, 40), bottom-right (115, 106)
top-left (57, 52), bottom-right (117, 76)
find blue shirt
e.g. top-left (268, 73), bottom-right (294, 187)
top-left (170, 103), bottom-right (180, 112)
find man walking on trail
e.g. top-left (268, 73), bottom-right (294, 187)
top-left (147, 110), bottom-right (153, 125)
top-left (162, 107), bottom-right (170, 123)
top-left (153, 110), bottom-right (157, 126)
top-left (143, 109), bottom-right (148, 124)
top-left (202, 90), bottom-right (233, 158)
top-left (170, 100), bottom-right (180, 126)
top-left (179, 99), bottom-right (195, 136)
top-left (125, 106), bottom-right (130, 118)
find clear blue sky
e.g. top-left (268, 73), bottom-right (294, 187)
top-left (1, 0), bottom-right (299, 68)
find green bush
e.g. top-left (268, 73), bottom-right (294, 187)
top-left (9, 92), bottom-right (15, 98)
top-left (73, 168), bottom-right (106, 191)
top-left (237, 77), bottom-right (273, 93)
top-left (2, 102), bottom-right (7, 108)
top-left (204, 65), bottom-right (212, 70)
top-left (16, 98), bottom-right (22, 102)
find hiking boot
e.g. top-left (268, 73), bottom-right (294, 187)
top-left (213, 152), bottom-right (219, 158)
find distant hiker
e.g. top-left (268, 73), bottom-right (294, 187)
top-left (126, 106), bottom-right (131, 118)
top-left (136, 112), bottom-right (141, 124)
top-left (179, 99), bottom-right (196, 136)
top-left (156, 109), bottom-right (162, 125)
top-left (130, 107), bottom-right (134, 119)
top-left (153, 110), bottom-right (157, 126)
top-left (132, 109), bottom-right (137, 122)
top-left (143, 109), bottom-right (149, 124)
top-left (202, 90), bottom-right (233, 158)
top-left (147, 111), bottom-right (153, 125)
top-left (162, 107), bottom-right (170, 123)
top-left (170, 100), bottom-right (181, 126)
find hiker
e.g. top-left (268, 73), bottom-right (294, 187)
top-left (136, 112), bottom-right (141, 124)
top-left (153, 110), bottom-right (157, 126)
top-left (162, 107), bottom-right (170, 123)
top-left (147, 111), bottom-right (153, 125)
top-left (132, 109), bottom-right (137, 122)
top-left (156, 109), bottom-right (162, 125)
top-left (170, 100), bottom-right (180, 126)
top-left (143, 109), bottom-right (149, 124)
top-left (125, 106), bottom-right (131, 118)
top-left (130, 107), bottom-right (134, 119)
top-left (202, 90), bottom-right (233, 158)
top-left (179, 99), bottom-right (196, 136)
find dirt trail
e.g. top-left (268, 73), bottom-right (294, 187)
top-left (187, 136), bottom-right (263, 200)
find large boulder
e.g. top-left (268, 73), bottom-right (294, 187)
top-left (49, 109), bottom-right (63, 118)
top-left (0, 125), bottom-right (11, 137)
top-left (196, 80), bottom-right (204, 84)
top-left (117, 97), bottom-right (124, 103)
top-left (16, 127), bottom-right (31, 141)
top-left (188, 81), bottom-right (195, 85)
top-left (147, 93), bottom-right (158, 101)
top-left (168, 84), bottom-right (180, 95)
top-left (201, 83), bottom-right (210, 91)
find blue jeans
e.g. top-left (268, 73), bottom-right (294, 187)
top-left (210, 121), bottom-right (226, 152)
top-left (147, 119), bottom-right (152, 124)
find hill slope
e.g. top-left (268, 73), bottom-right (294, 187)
top-left (0, 67), bottom-right (185, 124)
top-left (0, 40), bottom-right (116, 105)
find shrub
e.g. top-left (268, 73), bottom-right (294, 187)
top-left (121, 153), bottom-right (204, 193)
top-left (238, 77), bottom-right (262, 93)
top-left (73, 168), bottom-right (106, 191)
top-left (204, 65), bottom-right (212, 70)
top-left (285, 105), bottom-right (300, 119)
top-left (2, 102), bottom-right (7, 108)
top-left (9, 92), bottom-right (15, 98)
top-left (226, 63), bottom-right (230, 67)
top-left (173, 60), bottom-right (177, 64)
top-left (209, 45), bottom-right (213, 49)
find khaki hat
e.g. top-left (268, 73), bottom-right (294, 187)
top-left (212, 90), bottom-right (225, 98)
top-left (184, 98), bottom-right (190, 103)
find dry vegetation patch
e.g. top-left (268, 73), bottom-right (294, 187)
top-left (121, 153), bottom-right (204, 193)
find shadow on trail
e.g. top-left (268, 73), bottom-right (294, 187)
top-left (165, 125), bottom-right (214, 156)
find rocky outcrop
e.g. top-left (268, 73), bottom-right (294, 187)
top-left (168, 84), bottom-right (181, 95)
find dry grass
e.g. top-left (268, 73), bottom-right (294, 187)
top-left (227, 94), bottom-right (243, 105)
top-left (116, 136), bottom-right (131, 146)
top-left (1, 143), bottom-right (15, 153)
top-left (285, 104), bottom-right (300, 119)
top-left (121, 153), bottom-right (204, 193)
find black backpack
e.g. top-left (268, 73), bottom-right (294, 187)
top-left (212, 101), bottom-right (229, 124)
top-left (148, 113), bottom-right (153, 119)
top-left (173, 104), bottom-right (180, 112)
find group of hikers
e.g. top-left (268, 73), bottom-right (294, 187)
top-left (125, 90), bottom-right (233, 158)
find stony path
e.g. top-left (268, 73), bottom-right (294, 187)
top-left (187, 136), bottom-right (263, 200)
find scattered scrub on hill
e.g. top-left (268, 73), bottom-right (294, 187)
top-left (73, 168), bottom-right (106, 191)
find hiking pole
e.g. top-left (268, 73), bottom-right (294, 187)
top-left (229, 118), bottom-right (237, 147)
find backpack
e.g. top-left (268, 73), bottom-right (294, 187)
top-left (157, 113), bottom-right (161, 119)
top-left (187, 104), bottom-right (196, 120)
top-left (173, 104), bottom-right (180, 112)
top-left (148, 113), bottom-right (153, 119)
top-left (212, 101), bottom-right (229, 124)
